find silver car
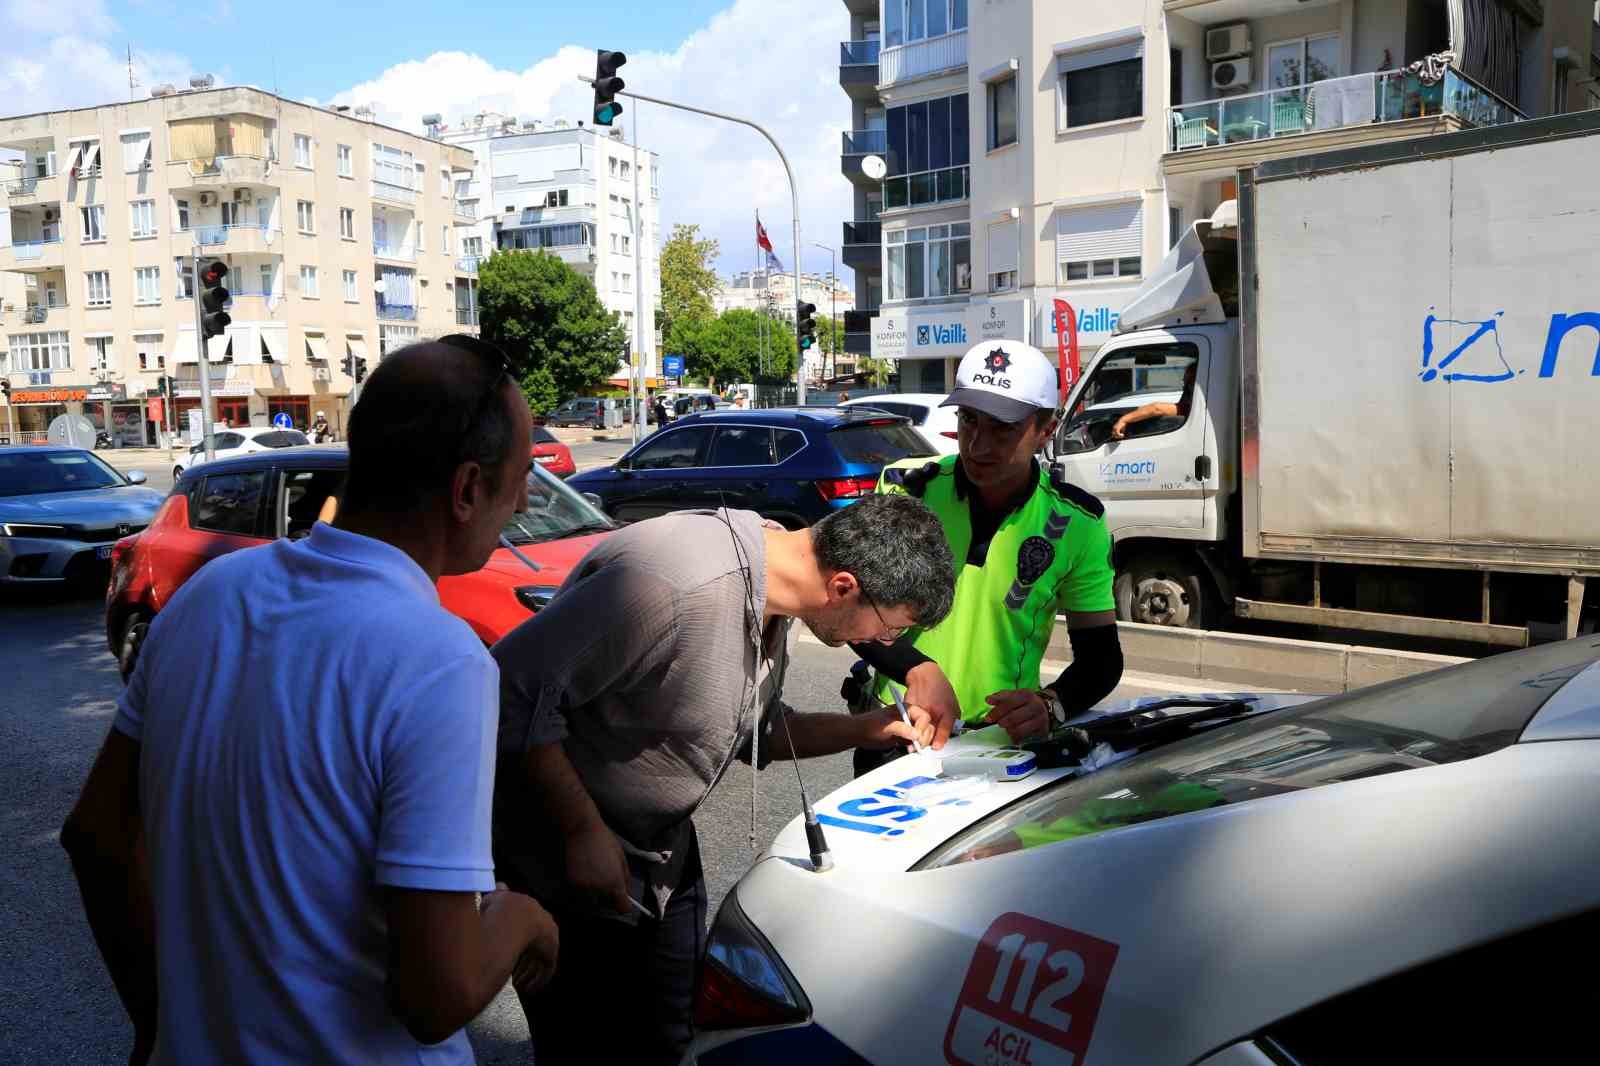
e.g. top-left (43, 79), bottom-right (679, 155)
top-left (0, 446), bottom-right (163, 584)
top-left (688, 637), bottom-right (1600, 1064)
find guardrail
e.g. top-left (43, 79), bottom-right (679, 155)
top-left (371, 179), bottom-right (417, 205)
top-left (840, 40), bottom-right (880, 65)
top-left (841, 129), bottom-right (888, 155)
top-left (454, 256), bottom-right (481, 273)
top-left (3, 174), bottom-right (54, 197)
top-left (10, 237), bottom-right (63, 261)
top-left (192, 224), bottom-right (280, 247)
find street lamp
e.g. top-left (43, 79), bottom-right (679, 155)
top-left (810, 242), bottom-right (836, 389)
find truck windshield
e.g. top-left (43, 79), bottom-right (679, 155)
top-left (916, 636), bottom-right (1600, 868)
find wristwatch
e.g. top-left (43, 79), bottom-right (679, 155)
top-left (1038, 688), bottom-right (1067, 732)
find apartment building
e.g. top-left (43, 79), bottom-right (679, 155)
top-left (0, 85), bottom-right (477, 445)
top-left (841, 0), bottom-right (1595, 393)
top-left (713, 271), bottom-right (856, 318)
top-left (437, 112), bottom-right (661, 383)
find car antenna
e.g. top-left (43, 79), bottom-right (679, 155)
top-left (498, 534), bottom-right (543, 572)
top-left (719, 492), bottom-right (832, 873)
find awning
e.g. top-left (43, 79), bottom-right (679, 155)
top-left (170, 330), bottom-right (198, 364)
top-left (305, 333), bottom-right (332, 362)
top-left (205, 332), bottom-right (231, 361)
top-left (260, 326), bottom-right (288, 363)
top-left (346, 335), bottom-right (369, 362)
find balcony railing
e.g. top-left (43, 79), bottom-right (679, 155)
top-left (371, 179), bottom-right (417, 205)
top-left (840, 40), bottom-right (881, 65)
top-left (453, 199), bottom-right (477, 219)
top-left (843, 219), bottom-right (882, 245)
top-left (455, 256), bottom-right (482, 273)
top-left (4, 174), bottom-right (55, 198)
top-left (880, 28), bottom-right (967, 87)
top-left (455, 308), bottom-right (479, 327)
top-left (193, 224), bottom-right (280, 248)
top-left (376, 303), bottom-right (417, 321)
top-left (373, 242), bottom-right (417, 263)
top-left (9, 302), bottom-right (68, 325)
top-left (10, 237), bottom-right (63, 261)
top-left (1168, 67), bottom-right (1524, 153)
top-left (841, 129), bottom-right (888, 155)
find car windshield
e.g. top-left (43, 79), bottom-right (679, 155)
top-left (829, 421), bottom-right (935, 465)
top-left (0, 450), bottom-right (127, 497)
top-left (532, 426), bottom-right (558, 446)
top-left (917, 636), bottom-right (1600, 868)
top-left (262, 430), bottom-right (309, 448)
top-left (501, 462), bottom-right (614, 545)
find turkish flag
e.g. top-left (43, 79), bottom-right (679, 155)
top-left (756, 217), bottom-right (774, 254)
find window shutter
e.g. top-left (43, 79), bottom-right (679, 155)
top-left (1057, 37), bottom-right (1143, 74)
top-left (121, 132), bottom-right (151, 173)
top-left (987, 221), bottom-right (1019, 275)
top-left (1056, 201), bottom-right (1143, 263)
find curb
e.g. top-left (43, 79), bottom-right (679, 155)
top-left (1047, 621), bottom-right (1469, 693)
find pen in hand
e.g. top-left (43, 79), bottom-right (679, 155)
top-left (887, 682), bottom-right (925, 754)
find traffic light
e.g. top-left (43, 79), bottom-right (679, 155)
top-left (796, 301), bottom-right (818, 351)
top-left (199, 260), bottom-right (230, 340)
top-left (0, 378), bottom-right (9, 400)
top-left (341, 351), bottom-right (355, 378)
top-left (353, 356), bottom-right (368, 383)
top-left (593, 50), bottom-right (626, 126)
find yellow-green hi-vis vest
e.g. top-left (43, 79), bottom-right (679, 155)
top-left (870, 454), bottom-right (1115, 724)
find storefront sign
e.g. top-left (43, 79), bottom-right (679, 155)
top-left (176, 378), bottom-right (254, 398)
top-left (86, 383), bottom-right (128, 402)
top-left (1037, 286), bottom-right (1138, 347)
top-left (12, 386), bottom-right (88, 404)
top-left (874, 300), bottom-right (1033, 361)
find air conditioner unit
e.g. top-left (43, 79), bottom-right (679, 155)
top-left (312, 367), bottom-right (331, 381)
top-left (1212, 58), bottom-right (1252, 92)
top-left (43, 209), bottom-right (56, 221)
top-left (1206, 24), bottom-right (1251, 61)
top-left (235, 188), bottom-right (253, 203)
top-left (199, 192), bottom-right (215, 206)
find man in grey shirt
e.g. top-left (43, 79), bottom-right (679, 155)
top-left (492, 493), bottom-right (955, 1064)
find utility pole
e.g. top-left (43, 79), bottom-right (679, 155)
top-left (631, 106), bottom-right (646, 445)
top-left (811, 242), bottom-right (835, 388)
top-left (578, 75), bottom-right (805, 404)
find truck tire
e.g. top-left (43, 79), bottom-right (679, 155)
top-left (1115, 551), bottom-right (1214, 630)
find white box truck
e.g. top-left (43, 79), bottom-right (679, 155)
top-left (1052, 110), bottom-right (1600, 647)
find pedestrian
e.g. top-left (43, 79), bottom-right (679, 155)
top-left (847, 339), bottom-right (1124, 775)
top-left (651, 393), bottom-right (669, 426)
top-left (838, 389), bottom-right (850, 404)
top-left (491, 492), bottom-right (956, 1065)
top-left (61, 335), bottom-right (559, 1065)
top-left (309, 409), bottom-right (335, 443)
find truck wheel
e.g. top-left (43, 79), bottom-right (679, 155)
top-left (1116, 552), bottom-right (1214, 629)
top-left (118, 611), bottom-right (152, 682)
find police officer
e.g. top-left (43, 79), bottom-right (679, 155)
top-left (848, 339), bottom-right (1124, 772)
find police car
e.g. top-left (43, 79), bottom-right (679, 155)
top-left (686, 636), bottom-right (1600, 1064)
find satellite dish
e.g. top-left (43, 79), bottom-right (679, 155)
top-left (862, 155), bottom-right (887, 181)
top-left (48, 414), bottom-right (97, 449)
top-left (373, 279), bottom-right (387, 294)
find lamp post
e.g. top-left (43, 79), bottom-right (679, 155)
top-left (809, 242), bottom-right (836, 389)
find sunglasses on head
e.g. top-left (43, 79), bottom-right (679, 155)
top-left (436, 334), bottom-right (525, 459)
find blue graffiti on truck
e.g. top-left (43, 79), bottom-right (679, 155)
top-left (1420, 308), bottom-right (1600, 383)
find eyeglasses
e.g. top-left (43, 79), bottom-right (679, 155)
top-left (437, 334), bottom-right (521, 460)
top-left (859, 586), bottom-right (911, 644)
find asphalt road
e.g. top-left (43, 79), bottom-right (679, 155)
top-left (0, 586), bottom-right (1198, 1064)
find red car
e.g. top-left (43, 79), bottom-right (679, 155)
top-left (105, 445), bottom-right (615, 678)
top-left (532, 424), bottom-right (577, 478)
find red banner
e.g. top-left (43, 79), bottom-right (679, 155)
top-left (147, 397), bottom-right (165, 424)
top-left (1051, 299), bottom-right (1080, 402)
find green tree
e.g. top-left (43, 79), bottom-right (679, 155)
top-left (658, 223), bottom-right (720, 339)
top-left (671, 308), bottom-right (795, 390)
top-left (858, 356), bottom-right (896, 387)
top-left (478, 250), bottom-right (627, 411)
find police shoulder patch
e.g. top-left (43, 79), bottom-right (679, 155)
top-left (1047, 467), bottom-right (1107, 518)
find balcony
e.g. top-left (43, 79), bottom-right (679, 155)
top-left (192, 224), bottom-right (282, 255)
top-left (1166, 68), bottom-right (1524, 170)
top-left (879, 28), bottom-right (966, 89)
top-left (4, 237), bottom-right (64, 272)
top-left (455, 308), bottom-right (479, 327)
top-left (5, 302), bottom-right (69, 327)
top-left (166, 156), bottom-right (272, 190)
top-left (3, 173), bottom-right (60, 203)
top-left (839, 40), bottom-right (880, 98)
top-left (841, 128), bottom-right (888, 185)
top-left (373, 242), bottom-right (417, 264)
top-left (455, 256), bottom-right (482, 274)
top-left (376, 302), bottom-right (417, 322)
top-left (453, 199), bottom-right (477, 222)
top-left (371, 179), bottom-right (418, 206)
top-left (842, 219), bottom-right (881, 272)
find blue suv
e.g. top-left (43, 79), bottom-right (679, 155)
top-left (567, 407), bottom-right (935, 528)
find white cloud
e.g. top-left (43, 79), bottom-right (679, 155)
top-left (326, 0), bottom-right (855, 286)
top-left (0, 0), bottom-right (197, 118)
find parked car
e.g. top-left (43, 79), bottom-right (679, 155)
top-left (171, 426), bottom-right (310, 480)
top-left (0, 446), bottom-right (163, 586)
top-left (840, 392), bottom-right (960, 455)
top-left (567, 407), bottom-right (935, 529)
top-left (531, 425), bottom-right (577, 478)
top-left (106, 446), bottom-right (615, 678)
top-left (688, 636), bottom-right (1600, 1064)
top-left (545, 398), bottom-right (607, 429)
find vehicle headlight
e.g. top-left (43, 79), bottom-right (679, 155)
top-left (1, 523), bottom-right (67, 537)
top-left (514, 585), bottom-right (561, 611)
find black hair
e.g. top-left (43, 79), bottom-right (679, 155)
top-left (811, 493), bottom-right (955, 628)
top-left (343, 338), bottom-right (519, 513)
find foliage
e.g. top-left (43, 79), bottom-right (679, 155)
top-left (667, 307), bottom-right (796, 390)
top-left (858, 357), bottom-right (896, 387)
top-left (478, 250), bottom-right (628, 410)
top-left (814, 314), bottom-right (845, 358)
top-left (658, 223), bottom-right (720, 340)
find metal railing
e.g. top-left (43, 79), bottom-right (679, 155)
top-left (4, 174), bottom-right (55, 197)
top-left (376, 303), bottom-right (417, 321)
top-left (455, 256), bottom-right (481, 273)
top-left (1168, 66), bottom-right (1524, 152)
top-left (193, 224), bottom-right (280, 247)
top-left (373, 242), bottom-right (417, 262)
top-left (843, 219), bottom-right (882, 245)
top-left (842, 129), bottom-right (888, 155)
top-left (10, 237), bottom-right (63, 261)
top-left (6, 302), bottom-right (68, 324)
top-left (840, 40), bottom-right (881, 65)
top-left (371, 179), bottom-right (417, 205)
top-left (455, 308), bottom-right (479, 326)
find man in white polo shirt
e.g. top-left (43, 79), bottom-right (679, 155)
top-left (62, 336), bottom-right (556, 1064)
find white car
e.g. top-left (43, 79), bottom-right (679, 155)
top-left (840, 393), bottom-right (959, 455)
top-left (172, 426), bottom-right (310, 479)
top-left (687, 637), bottom-right (1600, 1064)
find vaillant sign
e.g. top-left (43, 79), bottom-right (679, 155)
top-left (876, 299), bottom-right (1032, 361)
top-left (1039, 286), bottom-right (1136, 345)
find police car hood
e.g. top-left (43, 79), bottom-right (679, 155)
top-left (767, 692), bottom-right (1319, 874)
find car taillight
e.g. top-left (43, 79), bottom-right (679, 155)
top-left (107, 536), bottom-right (139, 601)
top-left (815, 475), bottom-right (878, 501)
top-left (693, 890), bottom-right (810, 1032)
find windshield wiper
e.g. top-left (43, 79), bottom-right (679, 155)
top-left (1025, 697), bottom-right (1261, 768)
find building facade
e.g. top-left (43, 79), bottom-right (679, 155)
top-left (437, 113), bottom-right (660, 384)
top-left (842, 0), bottom-right (1595, 394)
top-left (713, 270), bottom-right (855, 319)
top-left (0, 85), bottom-right (478, 445)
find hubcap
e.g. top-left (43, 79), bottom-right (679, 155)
top-left (120, 620), bottom-right (148, 678)
top-left (1133, 576), bottom-right (1191, 627)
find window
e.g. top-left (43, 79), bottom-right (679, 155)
top-left (620, 161), bottom-right (630, 179)
top-left (130, 199), bottom-right (156, 238)
top-left (8, 331), bottom-right (71, 371)
top-left (628, 427), bottom-right (712, 470)
top-left (440, 167), bottom-right (451, 197)
top-left (884, 0), bottom-right (967, 48)
top-left (343, 269), bottom-right (358, 302)
top-left (88, 336), bottom-right (113, 371)
top-left (1057, 36), bottom-right (1145, 129)
top-left (883, 93), bottom-right (969, 210)
top-left (379, 324), bottom-right (418, 356)
top-left (296, 200), bottom-right (315, 234)
top-left (134, 333), bottom-right (162, 371)
top-left (622, 273), bottom-right (632, 292)
top-left (1056, 200), bottom-right (1143, 283)
top-left (259, 263), bottom-right (274, 297)
top-left (611, 271), bottom-right (620, 292)
top-left (85, 271), bottom-right (111, 307)
top-left (442, 225), bottom-right (450, 254)
top-left (135, 267), bottom-right (161, 305)
top-left (221, 201), bottom-right (241, 228)
top-left (775, 429), bottom-right (806, 461)
top-left (120, 131), bottom-right (152, 173)
top-left (609, 158), bottom-right (618, 176)
top-left (294, 134), bottom-right (312, 168)
top-left (1058, 343), bottom-right (1199, 454)
top-left (338, 207), bottom-right (355, 240)
top-left (194, 471), bottom-right (267, 537)
top-left (299, 265), bottom-right (319, 298)
top-left (283, 468), bottom-right (345, 539)
top-left (80, 205), bottom-right (106, 242)
top-left (987, 221), bottom-right (1018, 293)
top-left (545, 189), bottom-right (570, 208)
top-left (337, 143), bottom-right (352, 177)
top-left (708, 426), bottom-right (776, 466)
top-left (987, 73), bottom-right (1018, 150)
top-left (621, 234), bottom-right (631, 254)
top-left (1266, 34), bottom-right (1340, 90)
top-left (886, 223), bottom-right (970, 301)
top-left (175, 258), bottom-right (195, 299)
top-left (175, 199), bottom-right (190, 232)
top-left (497, 222), bottom-right (595, 252)
top-left (464, 236), bottom-right (483, 258)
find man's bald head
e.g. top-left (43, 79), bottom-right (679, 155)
top-left (345, 338), bottom-right (522, 514)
